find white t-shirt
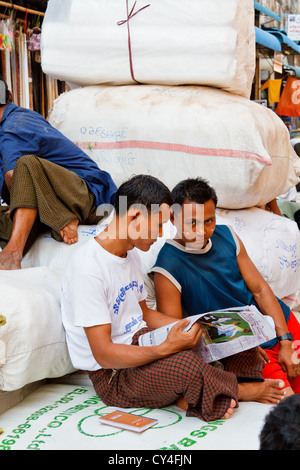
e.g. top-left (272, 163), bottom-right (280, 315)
top-left (61, 238), bottom-right (147, 371)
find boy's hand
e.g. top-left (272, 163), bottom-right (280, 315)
top-left (162, 319), bottom-right (203, 355)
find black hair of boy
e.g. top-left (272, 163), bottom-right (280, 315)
top-left (114, 174), bottom-right (173, 215)
top-left (171, 177), bottom-right (218, 207)
top-left (259, 394), bottom-right (300, 450)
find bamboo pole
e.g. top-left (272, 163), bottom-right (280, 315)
top-left (0, 1), bottom-right (45, 16)
top-left (0, 13), bottom-right (25, 22)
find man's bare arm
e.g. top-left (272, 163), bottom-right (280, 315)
top-left (236, 235), bottom-right (288, 337)
top-left (139, 299), bottom-right (181, 329)
top-left (153, 272), bottom-right (183, 319)
top-left (84, 320), bottom-right (202, 370)
top-left (236, 234), bottom-right (300, 380)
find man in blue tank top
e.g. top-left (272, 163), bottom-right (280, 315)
top-left (153, 178), bottom-right (300, 401)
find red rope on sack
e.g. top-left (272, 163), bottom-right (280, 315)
top-left (117, 0), bottom-right (150, 84)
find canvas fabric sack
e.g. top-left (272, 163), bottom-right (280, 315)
top-left (21, 226), bottom-right (101, 272)
top-left (41, 0), bottom-right (255, 98)
top-left (215, 207), bottom-right (300, 300)
top-left (49, 85), bottom-right (300, 209)
top-left (0, 267), bottom-right (75, 391)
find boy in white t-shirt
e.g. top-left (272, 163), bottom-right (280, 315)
top-left (61, 175), bottom-right (283, 422)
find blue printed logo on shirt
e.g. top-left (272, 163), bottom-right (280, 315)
top-left (113, 281), bottom-right (144, 315)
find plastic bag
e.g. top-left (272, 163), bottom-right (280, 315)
top-left (0, 19), bottom-right (14, 51)
top-left (27, 26), bottom-right (41, 51)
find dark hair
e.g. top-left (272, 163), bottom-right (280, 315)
top-left (260, 394), bottom-right (300, 450)
top-left (0, 76), bottom-right (11, 105)
top-left (114, 174), bottom-right (173, 216)
top-left (171, 177), bottom-right (218, 207)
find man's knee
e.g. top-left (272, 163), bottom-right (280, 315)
top-left (171, 350), bottom-right (204, 382)
top-left (15, 154), bottom-right (39, 170)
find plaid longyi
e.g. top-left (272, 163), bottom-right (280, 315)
top-left (89, 327), bottom-right (263, 422)
top-left (5, 154), bottom-right (101, 242)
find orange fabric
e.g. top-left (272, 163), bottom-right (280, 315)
top-left (275, 76), bottom-right (300, 117)
top-left (261, 79), bottom-right (282, 103)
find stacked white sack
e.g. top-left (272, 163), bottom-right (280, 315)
top-left (215, 208), bottom-right (300, 305)
top-left (49, 85), bottom-right (300, 210)
top-left (41, 0), bottom-right (255, 99)
top-left (0, 268), bottom-right (75, 391)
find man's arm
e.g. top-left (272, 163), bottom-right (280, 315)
top-left (236, 234), bottom-right (300, 379)
top-left (153, 272), bottom-right (183, 319)
top-left (84, 320), bottom-right (202, 370)
top-left (140, 299), bottom-right (181, 328)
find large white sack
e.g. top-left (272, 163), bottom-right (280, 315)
top-left (215, 207), bottom-right (300, 300)
top-left (21, 223), bottom-right (174, 273)
top-left (0, 267), bottom-right (75, 391)
top-left (21, 226), bottom-right (101, 271)
top-left (41, 0), bottom-right (255, 99)
top-left (49, 85), bottom-right (300, 209)
top-left (282, 291), bottom-right (300, 312)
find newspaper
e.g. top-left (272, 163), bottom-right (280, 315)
top-left (138, 305), bottom-right (276, 363)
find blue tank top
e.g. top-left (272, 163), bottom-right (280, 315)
top-left (153, 225), bottom-right (290, 349)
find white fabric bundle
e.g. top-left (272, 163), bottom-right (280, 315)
top-left (41, 0), bottom-right (255, 98)
top-left (49, 85), bottom-right (300, 209)
top-left (215, 207), bottom-right (300, 300)
top-left (0, 268), bottom-right (75, 391)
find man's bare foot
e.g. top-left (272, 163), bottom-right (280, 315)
top-left (0, 248), bottom-right (22, 270)
top-left (176, 396), bottom-right (236, 419)
top-left (281, 386), bottom-right (294, 398)
top-left (176, 396), bottom-right (188, 411)
top-left (238, 379), bottom-right (286, 404)
top-left (60, 219), bottom-right (79, 245)
top-left (222, 399), bottom-right (236, 419)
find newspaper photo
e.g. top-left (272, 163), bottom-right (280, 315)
top-left (138, 305), bottom-right (276, 363)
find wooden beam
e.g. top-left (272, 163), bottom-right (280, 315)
top-left (0, 1), bottom-right (45, 16)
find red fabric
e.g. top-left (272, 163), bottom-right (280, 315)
top-left (262, 312), bottom-right (300, 392)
